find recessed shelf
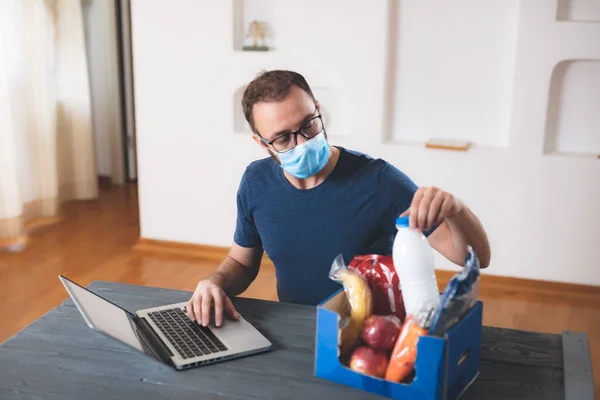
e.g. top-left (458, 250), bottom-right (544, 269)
top-left (557, 0), bottom-right (600, 22)
top-left (385, 0), bottom-right (518, 148)
top-left (231, 0), bottom-right (367, 60)
top-left (232, 0), bottom-right (274, 52)
top-left (544, 60), bottom-right (600, 156)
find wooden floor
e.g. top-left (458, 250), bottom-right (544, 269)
top-left (1, 183), bottom-right (599, 396)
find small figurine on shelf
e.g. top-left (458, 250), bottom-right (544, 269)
top-left (243, 20), bottom-right (269, 51)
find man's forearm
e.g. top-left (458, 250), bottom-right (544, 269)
top-left (446, 207), bottom-right (491, 267)
top-left (208, 256), bottom-right (258, 297)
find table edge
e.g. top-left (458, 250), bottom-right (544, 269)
top-left (562, 330), bottom-right (596, 400)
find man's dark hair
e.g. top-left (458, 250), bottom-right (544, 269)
top-left (242, 70), bottom-right (315, 135)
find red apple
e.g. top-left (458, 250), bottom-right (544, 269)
top-left (362, 314), bottom-right (402, 351)
top-left (349, 346), bottom-right (389, 378)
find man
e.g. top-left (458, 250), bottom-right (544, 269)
top-left (187, 70), bottom-right (490, 327)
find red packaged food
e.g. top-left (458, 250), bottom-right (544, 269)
top-left (348, 255), bottom-right (406, 322)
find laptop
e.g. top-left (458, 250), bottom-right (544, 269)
top-left (58, 275), bottom-right (272, 370)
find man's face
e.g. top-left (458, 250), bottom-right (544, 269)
top-left (252, 86), bottom-right (320, 156)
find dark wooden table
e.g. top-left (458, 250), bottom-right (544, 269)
top-left (0, 281), bottom-right (595, 400)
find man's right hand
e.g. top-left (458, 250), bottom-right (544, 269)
top-left (186, 278), bottom-right (240, 327)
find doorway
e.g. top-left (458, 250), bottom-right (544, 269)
top-left (116, 0), bottom-right (137, 182)
top-left (82, 0), bottom-right (137, 185)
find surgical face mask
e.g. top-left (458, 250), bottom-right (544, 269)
top-left (276, 131), bottom-right (331, 179)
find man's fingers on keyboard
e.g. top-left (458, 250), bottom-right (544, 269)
top-left (186, 299), bottom-right (195, 321)
top-left (193, 295), bottom-right (203, 323)
top-left (212, 288), bottom-right (224, 327)
top-left (201, 292), bottom-right (212, 327)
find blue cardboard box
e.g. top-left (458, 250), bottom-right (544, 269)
top-left (314, 290), bottom-right (483, 400)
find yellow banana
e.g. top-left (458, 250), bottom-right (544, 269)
top-left (339, 269), bottom-right (373, 355)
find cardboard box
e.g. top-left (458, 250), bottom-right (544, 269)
top-left (314, 290), bottom-right (483, 400)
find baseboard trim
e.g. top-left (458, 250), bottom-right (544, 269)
top-left (134, 238), bottom-right (600, 303)
top-left (434, 270), bottom-right (600, 305)
top-left (134, 238), bottom-right (276, 266)
top-left (467, 272), bottom-right (600, 304)
top-left (134, 238), bottom-right (231, 261)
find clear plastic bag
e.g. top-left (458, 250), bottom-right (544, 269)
top-left (348, 255), bottom-right (406, 322)
top-left (329, 254), bottom-right (373, 355)
top-left (428, 245), bottom-right (480, 336)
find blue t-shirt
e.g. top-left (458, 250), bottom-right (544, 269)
top-left (234, 147), bottom-right (427, 305)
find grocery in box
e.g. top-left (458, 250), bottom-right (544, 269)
top-left (314, 217), bottom-right (483, 400)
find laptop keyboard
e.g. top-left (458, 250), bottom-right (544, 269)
top-left (147, 308), bottom-right (228, 359)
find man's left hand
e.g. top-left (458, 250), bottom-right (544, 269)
top-left (400, 186), bottom-right (464, 232)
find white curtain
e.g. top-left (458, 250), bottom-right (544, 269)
top-left (0, 0), bottom-right (98, 250)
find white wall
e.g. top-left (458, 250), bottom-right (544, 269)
top-left (131, 0), bottom-right (600, 286)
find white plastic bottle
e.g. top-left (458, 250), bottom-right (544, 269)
top-left (392, 216), bottom-right (440, 317)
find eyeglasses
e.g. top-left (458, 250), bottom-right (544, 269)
top-left (259, 107), bottom-right (324, 153)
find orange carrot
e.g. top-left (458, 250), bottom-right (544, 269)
top-left (384, 315), bottom-right (428, 382)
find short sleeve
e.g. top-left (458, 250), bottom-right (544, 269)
top-left (376, 162), bottom-right (439, 238)
top-left (233, 172), bottom-right (262, 248)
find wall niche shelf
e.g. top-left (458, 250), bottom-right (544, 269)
top-left (384, 0), bottom-right (518, 148)
top-left (232, 0), bottom-right (352, 58)
top-left (233, 0), bottom-right (274, 52)
top-left (556, 0), bottom-right (600, 22)
top-left (544, 60), bottom-right (600, 157)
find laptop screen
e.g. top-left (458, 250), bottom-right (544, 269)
top-left (59, 276), bottom-right (164, 363)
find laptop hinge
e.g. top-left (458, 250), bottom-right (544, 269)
top-left (135, 316), bottom-right (175, 366)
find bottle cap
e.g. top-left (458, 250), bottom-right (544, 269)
top-left (395, 216), bottom-right (409, 227)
